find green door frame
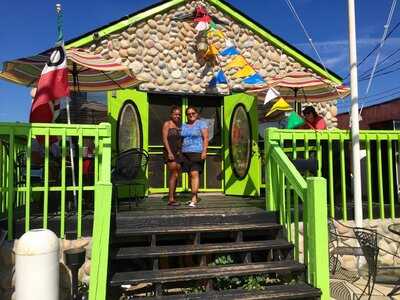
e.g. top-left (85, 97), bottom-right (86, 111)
top-left (109, 90), bottom-right (264, 196)
top-left (223, 93), bottom-right (260, 197)
top-left (148, 95), bottom-right (224, 193)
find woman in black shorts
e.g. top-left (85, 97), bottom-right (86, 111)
top-left (181, 106), bottom-right (209, 207)
top-left (162, 106), bottom-right (182, 206)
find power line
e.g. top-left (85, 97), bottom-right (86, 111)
top-left (365, 0), bottom-right (398, 93)
top-left (359, 47), bottom-right (400, 78)
top-left (283, 0), bottom-right (329, 74)
top-left (360, 56), bottom-right (400, 79)
top-left (358, 85), bottom-right (400, 100)
top-left (339, 90), bottom-right (400, 111)
top-left (343, 20), bottom-right (400, 80)
top-left (360, 64), bottom-right (400, 81)
top-left (360, 90), bottom-right (400, 106)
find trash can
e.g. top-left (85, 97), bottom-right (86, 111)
top-left (15, 229), bottom-right (59, 300)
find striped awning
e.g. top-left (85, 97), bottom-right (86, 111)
top-left (0, 48), bottom-right (141, 92)
top-left (248, 70), bottom-right (350, 103)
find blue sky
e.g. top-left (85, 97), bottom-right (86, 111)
top-left (1, 0), bottom-right (399, 121)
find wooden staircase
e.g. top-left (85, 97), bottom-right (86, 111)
top-left (107, 205), bottom-right (321, 299)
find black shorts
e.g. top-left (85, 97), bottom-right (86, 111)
top-left (181, 152), bottom-right (204, 173)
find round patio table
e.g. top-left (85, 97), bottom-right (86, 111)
top-left (388, 223), bottom-right (400, 236)
top-left (387, 223), bottom-right (400, 297)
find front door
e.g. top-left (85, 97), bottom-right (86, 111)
top-left (148, 94), bottom-right (223, 193)
top-left (224, 93), bottom-right (260, 196)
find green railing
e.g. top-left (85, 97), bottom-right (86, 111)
top-left (265, 128), bottom-right (329, 299)
top-left (266, 128), bottom-right (400, 221)
top-left (0, 122), bottom-right (112, 300)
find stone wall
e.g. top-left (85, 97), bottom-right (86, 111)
top-left (83, 0), bottom-right (338, 127)
top-left (0, 237), bottom-right (92, 300)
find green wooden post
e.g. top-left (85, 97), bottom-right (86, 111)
top-left (265, 128), bottom-right (278, 211)
top-left (7, 130), bottom-right (14, 240)
top-left (377, 137), bottom-right (385, 219)
top-left (366, 138), bottom-right (373, 220)
top-left (328, 134), bottom-right (334, 218)
top-left (89, 126), bottom-right (112, 300)
top-left (387, 137), bottom-right (395, 219)
top-left (306, 177), bottom-right (329, 300)
top-left (88, 181), bottom-right (112, 300)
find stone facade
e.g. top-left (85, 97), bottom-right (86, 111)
top-left (83, 0), bottom-right (339, 127)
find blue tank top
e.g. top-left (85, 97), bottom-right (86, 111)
top-left (181, 120), bottom-right (207, 153)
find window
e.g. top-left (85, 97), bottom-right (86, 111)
top-left (117, 101), bottom-right (142, 152)
top-left (230, 104), bottom-right (252, 179)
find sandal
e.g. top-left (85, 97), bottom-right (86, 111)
top-left (188, 201), bottom-right (197, 208)
top-left (167, 201), bottom-right (180, 206)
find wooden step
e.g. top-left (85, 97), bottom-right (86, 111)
top-left (116, 207), bottom-right (271, 219)
top-left (115, 222), bottom-right (282, 237)
top-left (142, 284), bottom-right (321, 299)
top-left (109, 261), bottom-right (304, 286)
top-left (111, 240), bottom-right (293, 260)
top-left (116, 208), bottom-right (278, 227)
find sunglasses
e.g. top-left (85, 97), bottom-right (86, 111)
top-left (187, 112), bottom-right (197, 116)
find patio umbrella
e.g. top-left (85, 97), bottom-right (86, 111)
top-left (247, 70), bottom-right (350, 103)
top-left (0, 47), bottom-right (141, 92)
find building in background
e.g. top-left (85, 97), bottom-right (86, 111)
top-left (337, 97), bottom-right (400, 130)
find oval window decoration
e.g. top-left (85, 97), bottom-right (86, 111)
top-left (230, 104), bottom-right (252, 179)
top-left (117, 101), bottom-right (142, 153)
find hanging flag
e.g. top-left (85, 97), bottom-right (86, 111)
top-left (233, 64), bottom-right (255, 78)
top-left (263, 87), bottom-right (280, 104)
top-left (30, 45), bottom-right (69, 123)
top-left (195, 21), bottom-right (209, 32)
top-left (220, 40), bottom-right (239, 56)
top-left (209, 70), bottom-right (228, 86)
top-left (194, 5), bottom-right (211, 23)
top-left (225, 40), bottom-right (235, 48)
top-left (287, 111), bottom-right (305, 129)
top-left (210, 21), bottom-right (217, 30)
top-left (204, 44), bottom-right (219, 57)
top-left (194, 15), bottom-right (212, 23)
top-left (265, 98), bottom-right (292, 117)
top-left (207, 29), bottom-right (225, 39)
top-left (226, 55), bottom-right (248, 69)
top-left (220, 46), bottom-right (240, 56)
top-left (243, 73), bottom-right (265, 85)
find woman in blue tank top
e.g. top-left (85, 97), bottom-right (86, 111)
top-left (181, 106), bottom-right (209, 207)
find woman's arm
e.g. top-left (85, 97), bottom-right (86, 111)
top-left (162, 122), bottom-right (174, 160)
top-left (201, 127), bottom-right (209, 160)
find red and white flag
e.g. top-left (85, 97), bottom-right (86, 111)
top-left (29, 45), bottom-right (69, 123)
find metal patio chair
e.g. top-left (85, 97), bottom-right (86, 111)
top-left (111, 148), bottom-right (149, 212)
top-left (353, 227), bottom-right (379, 300)
top-left (16, 151), bottom-right (44, 186)
top-left (329, 220), bottom-right (400, 299)
top-left (328, 219), bottom-right (362, 282)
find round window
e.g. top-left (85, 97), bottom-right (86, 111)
top-left (117, 101), bottom-right (142, 152)
top-left (230, 104), bottom-right (252, 179)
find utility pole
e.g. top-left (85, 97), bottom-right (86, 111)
top-left (348, 0), bottom-right (363, 228)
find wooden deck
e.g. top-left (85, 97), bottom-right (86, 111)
top-left (4, 193), bottom-right (267, 239)
top-left (120, 193), bottom-right (265, 212)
